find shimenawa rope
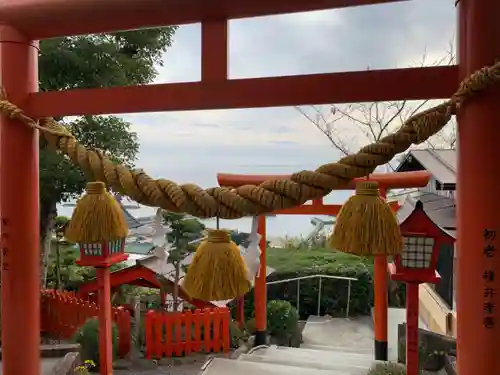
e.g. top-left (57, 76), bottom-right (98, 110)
top-left (1, 62), bottom-right (499, 219)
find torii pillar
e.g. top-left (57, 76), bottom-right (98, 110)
top-left (456, 1), bottom-right (500, 374)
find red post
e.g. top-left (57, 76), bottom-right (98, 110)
top-left (0, 25), bottom-right (40, 375)
top-left (96, 267), bottom-right (114, 375)
top-left (405, 282), bottom-right (420, 375)
top-left (457, 1), bottom-right (500, 375)
top-left (254, 215), bottom-right (267, 346)
top-left (236, 296), bottom-right (245, 328)
top-left (374, 189), bottom-right (389, 361)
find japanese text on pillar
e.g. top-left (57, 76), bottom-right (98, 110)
top-left (483, 228), bottom-right (497, 329)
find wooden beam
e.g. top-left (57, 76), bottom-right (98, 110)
top-left (26, 66), bottom-right (457, 117)
top-left (2, 0), bottom-right (408, 39)
top-left (217, 170), bottom-right (431, 190)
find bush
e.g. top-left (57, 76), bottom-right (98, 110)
top-left (266, 300), bottom-right (299, 341)
top-left (73, 318), bottom-right (119, 369)
top-left (367, 362), bottom-right (407, 375)
top-left (229, 320), bottom-right (247, 348)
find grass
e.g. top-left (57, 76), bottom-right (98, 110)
top-left (267, 245), bottom-right (373, 273)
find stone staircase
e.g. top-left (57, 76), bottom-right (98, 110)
top-left (200, 316), bottom-right (381, 375)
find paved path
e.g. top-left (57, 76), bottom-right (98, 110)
top-left (0, 358), bottom-right (61, 375)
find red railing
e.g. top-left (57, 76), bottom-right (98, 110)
top-left (41, 290), bottom-right (131, 357)
top-left (145, 307), bottom-right (230, 359)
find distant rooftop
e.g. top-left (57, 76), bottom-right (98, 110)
top-left (397, 149), bottom-right (456, 186)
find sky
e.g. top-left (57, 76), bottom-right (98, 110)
top-left (58, 0), bottom-right (457, 238)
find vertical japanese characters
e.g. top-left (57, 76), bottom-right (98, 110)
top-left (1, 218), bottom-right (8, 273)
top-left (483, 228), bottom-right (497, 329)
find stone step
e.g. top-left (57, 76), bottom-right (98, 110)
top-left (300, 343), bottom-right (374, 355)
top-left (302, 316), bottom-right (374, 352)
top-left (245, 346), bottom-right (375, 368)
top-left (263, 345), bottom-right (373, 361)
top-left (238, 353), bottom-right (371, 374)
top-left (201, 357), bottom-right (359, 375)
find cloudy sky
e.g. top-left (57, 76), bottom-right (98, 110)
top-left (60, 0), bottom-right (456, 238)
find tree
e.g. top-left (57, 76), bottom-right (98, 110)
top-left (38, 27), bottom-right (179, 286)
top-left (162, 212), bottom-right (205, 311)
top-left (295, 47), bottom-right (457, 171)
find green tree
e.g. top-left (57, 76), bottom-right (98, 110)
top-left (162, 212), bottom-right (205, 310)
top-left (38, 27), bottom-right (178, 286)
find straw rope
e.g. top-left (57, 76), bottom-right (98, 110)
top-left (1, 63), bottom-right (499, 219)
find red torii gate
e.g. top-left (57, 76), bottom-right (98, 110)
top-left (0, 1), bottom-right (497, 375)
top-left (218, 171), bottom-right (429, 357)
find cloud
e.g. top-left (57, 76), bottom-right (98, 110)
top-left (60, 1), bottom-right (458, 236)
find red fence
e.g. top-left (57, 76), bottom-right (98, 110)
top-left (145, 307), bottom-right (230, 359)
top-left (41, 290), bottom-right (131, 357)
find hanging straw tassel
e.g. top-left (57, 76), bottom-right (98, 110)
top-left (183, 229), bottom-right (250, 301)
top-left (65, 181), bottom-right (128, 243)
top-left (330, 180), bottom-right (402, 256)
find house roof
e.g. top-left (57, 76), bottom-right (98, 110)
top-left (396, 191), bottom-right (456, 239)
top-left (397, 149), bottom-right (457, 185)
top-left (118, 200), bottom-right (143, 229)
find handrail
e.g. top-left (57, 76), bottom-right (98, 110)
top-left (266, 274), bottom-right (358, 318)
top-left (266, 274), bottom-right (357, 285)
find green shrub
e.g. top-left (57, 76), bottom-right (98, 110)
top-left (229, 320), bottom-right (246, 348)
top-left (266, 300), bottom-right (298, 341)
top-left (73, 318), bottom-right (118, 368)
top-left (367, 362), bottom-right (407, 375)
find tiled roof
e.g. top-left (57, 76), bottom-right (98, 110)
top-left (118, 201), bottom-right (143, 229)
top-left (397, 149), bottom-right (456, 185)
top-left (396, 190), bottom-right (456, 239)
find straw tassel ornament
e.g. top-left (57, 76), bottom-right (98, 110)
top-left (65, 181), bottom-right (128, 243)
top-left (330, 180), bottom-right (402, 256)
top-left (183, 229), bottom-right (250, 301)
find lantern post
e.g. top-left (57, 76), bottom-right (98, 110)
top-left (78, 239), bottom-right (128, 375)
top-left (388, 230), bottom-right (441, 375)
top-left (66, 182), bottom-right (130, 375)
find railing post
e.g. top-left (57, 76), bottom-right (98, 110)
top-left (346, 280), bottom-right (352, 318)
top-left (317, 276), bottom-right (322, 316)
top-left (297, 279), bottom-right (300, 317)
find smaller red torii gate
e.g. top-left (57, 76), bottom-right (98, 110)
top-left (77, 264), bottom-right (214, 310)
top-left (217, 170), bottom-right (430, 358)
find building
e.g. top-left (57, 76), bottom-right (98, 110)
top-left (395, 149), bottom-right (457, 336)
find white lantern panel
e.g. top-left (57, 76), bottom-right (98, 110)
top-left (401, 236), bottom-right (434, 269)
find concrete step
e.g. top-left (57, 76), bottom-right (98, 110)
top-left (263, 345), bottom-right (373, 361)
top-left (300, 343), bottom-right (374, 355)
top-left (302, 316), bottom-right (373, 352)
top-left (238, 353), bottom-right (371, 374)
top-left (201, 357), bottom-right (360, 375)
top-left (244, 346), bottom-right (375, 368)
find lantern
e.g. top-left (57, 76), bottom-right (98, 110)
top-left (388, 233), bottom-right (440, 284)
top-left (77, 238), bottom-right (128, 267)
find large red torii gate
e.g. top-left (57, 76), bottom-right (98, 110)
top-left (0, 1), bottom-right (497, 375)
top-left (218, 170), bottom-right (429, 358)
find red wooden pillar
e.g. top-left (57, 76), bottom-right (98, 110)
top-left (236, 296), bottom-right (245, 328)
top-left (0, 25), bottom-right (40, 375)
top-left (405, 283), bottom-right (420, 375)
top-left (374, 189), bottom-right (389, 360)
top-left (456, 1), bottom-right (500, 374)
top-left (254, 216), bottom-right (267, 346)
top-left (96, 267), bottom-right (113, 375)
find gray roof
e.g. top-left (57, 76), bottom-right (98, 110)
top-left (397, 149), bottom-right (457, 185)
top-left (118, 200), bottom-right (143, 229)
top-left (396, 191), bottom-right (456, 239)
